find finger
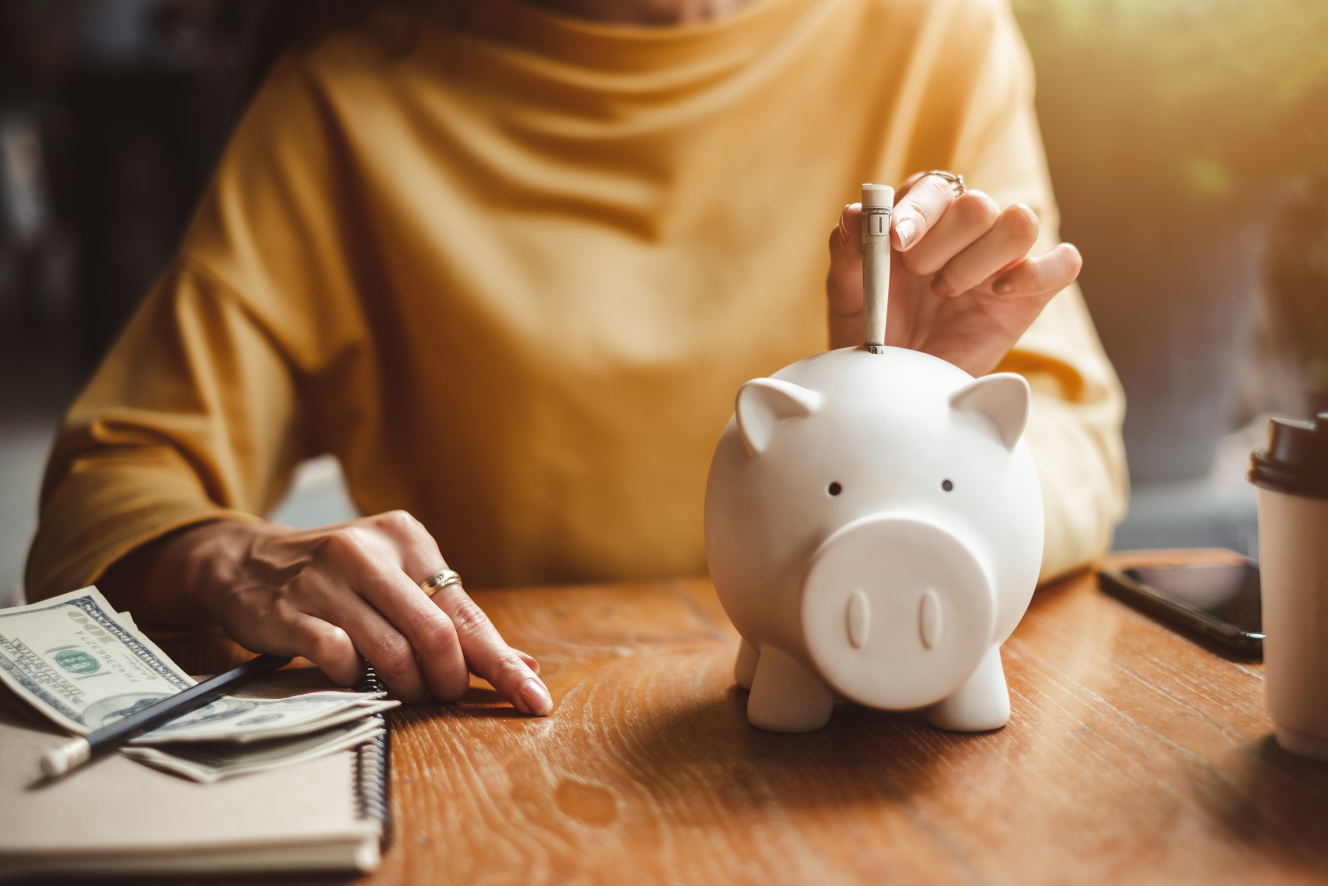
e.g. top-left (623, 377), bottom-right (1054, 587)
top-left (287, 612), bottom-right (365, 686)
top-left (826, 204), bottom-right (864, 349)
top-left (300, 565), bottom-right (431, 702)
top-left (319, 518), bottom-right (471, 701)
top-left (991, 242), bottom-right (1083, 296)
top-left (431, 582), bottom-right (553, 716)
top-left (892, 173), bottom-right (957, 251)
top-left (367, 510), bottom-right (444, 583)
top-left (349, 564), bottom-right (471, 703)
top-left (931, 203), bottom-right (1040, 298)
top-left (239, 599), bottom-right (365, 687)
top-left (899, 190), bottom-right (999, 277)
top-left (335, 604), bottom-right (428, 702)
top-left (827, 203), bottom-right (863, 313)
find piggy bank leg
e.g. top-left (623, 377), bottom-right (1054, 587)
top-left (734, 638), bottom-right (759, 690)
top-left (926, 644), bottom-right (1010, 732)
top-left (746, 646), bottom-right (834, 732)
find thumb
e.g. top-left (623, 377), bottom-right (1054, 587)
top-left (826, 203), bottom-right (864, 350)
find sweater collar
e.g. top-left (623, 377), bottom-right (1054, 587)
top-left (452, 0), bottom-right (823, 73)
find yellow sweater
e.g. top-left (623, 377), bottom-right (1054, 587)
top-left (27, 0), bottom-right (1127, 599)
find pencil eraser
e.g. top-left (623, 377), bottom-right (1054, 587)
top-left (861, 184), bottom-right (894, 208)
top-left (41, 737), bottom-right (90, 778)
top-left (40, 748), bottom-right (68, 778)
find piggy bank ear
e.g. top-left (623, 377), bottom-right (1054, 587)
top-left (735, 378), bottom-right (823, 457)
top-left (949, 373), bottom-right (1030, 451)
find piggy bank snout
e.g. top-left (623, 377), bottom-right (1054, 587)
top-left (801, 515), bottom-right (996, 711)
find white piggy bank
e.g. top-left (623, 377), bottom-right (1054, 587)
top-left (704, 346), bottom-right (1044, 733)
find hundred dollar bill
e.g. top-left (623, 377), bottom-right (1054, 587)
top-left (121, 720), bottom-right (384, 783)
top-left (129, 693), bottom-right (398, 744)
top-left (0, 587), bottom-right (196, 735)
top-left (0, 587), bottom-right (396, 744)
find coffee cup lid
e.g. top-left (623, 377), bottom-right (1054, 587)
top-left (1248, 413), bottom-right (1328, 500)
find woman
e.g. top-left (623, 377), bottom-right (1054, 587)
top-left (25, 0), bottom-right (1126, 715)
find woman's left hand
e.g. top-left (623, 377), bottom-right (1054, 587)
top-left (825, 172), bottom-right (1083, 376)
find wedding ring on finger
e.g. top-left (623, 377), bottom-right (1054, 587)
top-left (421, 569), bottom-right (462, 598)
top-left (924, 169), bottom-right (966, 198)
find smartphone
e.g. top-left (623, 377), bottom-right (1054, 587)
top-left (1097, 559), bottom-right (1263, 657)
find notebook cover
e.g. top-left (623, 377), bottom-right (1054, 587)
top-left (0, 670), bottom-right (386, 879)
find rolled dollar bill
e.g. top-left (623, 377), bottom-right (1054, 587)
top-left (861, 183), bottom-right (894, 353)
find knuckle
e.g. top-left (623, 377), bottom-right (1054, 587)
top-left (320, 527), bottom-right (368, 561)
top-left (1002, 203), bottom-right (1040, 241)
top-left (917, 176), bottom-right (954, 215)
top-left (373, 635), bottom-right (418, 680)
top-left (311, 625), bottom-right (352, 662)
top-left (317, 623), bottom-right (352, 652)
top-left (416, 614), bottom-right (460, 657)
top-left (448, 598), bottom-right (491, 638)
top-left (376, 509), bottom-right (418, 535)
top-left (960, 192), bottom-right (999, 226)
top-left (269, 599), bottom-right (304, 629)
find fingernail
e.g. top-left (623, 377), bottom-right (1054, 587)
top-left (896, 218), bottom-right (917, 249)
top-left (521, 679), bottom-right (552, 716)
top-left (838, 208), bottom-right (850, 243)
top-left (994, 276), bottom-right (1014, 294)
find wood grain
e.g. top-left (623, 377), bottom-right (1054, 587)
top-left (50, 551), bottom-right (1328, 885)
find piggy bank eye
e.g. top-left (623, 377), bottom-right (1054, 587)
top-left (941, 479), bottom-right (954, 492)
top-left (827, 482), bottom-right (843, 496)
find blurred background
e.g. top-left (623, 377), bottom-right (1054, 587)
top-left (0, 0), bottom-right (1325, 603)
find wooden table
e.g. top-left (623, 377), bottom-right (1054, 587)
top-left (154, 551), bottom-right (1328, 884)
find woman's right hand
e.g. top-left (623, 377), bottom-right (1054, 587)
top-left (101, 512), bottom-right (552, 713)
top-left (826, 173), bottom-right (1082, 376)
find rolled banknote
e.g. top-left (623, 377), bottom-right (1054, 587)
top-left (861, 183), bottom-right (894, 353)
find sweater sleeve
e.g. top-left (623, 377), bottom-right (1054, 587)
top-left (24, 46), bottom-right (378, 602)
top-left (955, 0), bottom-right (1130, 582)
top-left (24, 262), bottom-right (305, 601)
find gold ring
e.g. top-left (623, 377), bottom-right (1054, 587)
top-left (421, 569), bottom-right (462, 598)
top-left (924, 170), bottom-right (966, 197)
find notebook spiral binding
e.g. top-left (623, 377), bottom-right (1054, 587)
top-left (353, 666), bottom-right (392, 850)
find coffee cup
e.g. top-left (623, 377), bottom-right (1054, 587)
top-left (1248, 413), bottom-right (1328, 761)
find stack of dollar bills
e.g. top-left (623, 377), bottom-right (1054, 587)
top-left (0, 587), bottom-right (398, 783)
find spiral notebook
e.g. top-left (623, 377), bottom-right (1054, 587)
top-left (0, 669), bottom-right (391, 881)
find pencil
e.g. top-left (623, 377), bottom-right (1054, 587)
top-left (40, 653), bottom-right (292, 778)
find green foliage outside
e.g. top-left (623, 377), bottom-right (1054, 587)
top-left (1013, 0), bottom-right (1328, 216)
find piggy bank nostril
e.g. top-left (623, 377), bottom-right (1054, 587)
top-left (847, 589), bottom-right (870, 648)
top-left (941, 479), bottom-right (954, 492)
top-left (919, 589), bottom-right (942, 649)
top-left (828, 482), bottom-right (842, 496)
